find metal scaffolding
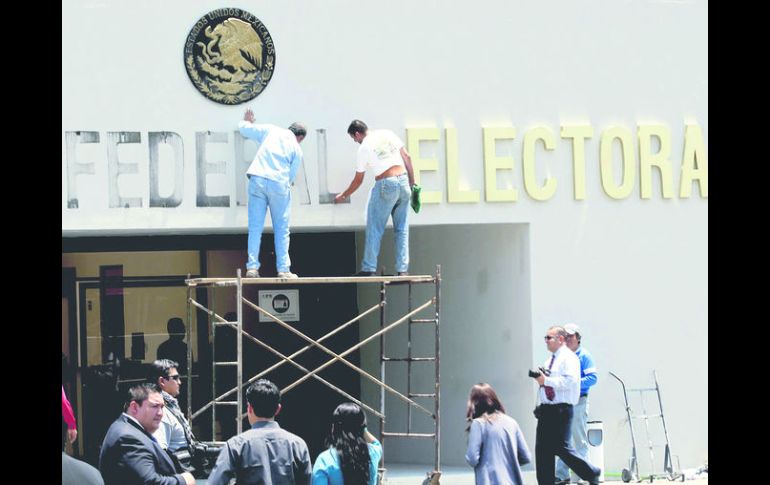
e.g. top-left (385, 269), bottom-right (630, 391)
top-left (183, 265), bottom-right (442, 481)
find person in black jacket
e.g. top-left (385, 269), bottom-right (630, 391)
top-left (99, 383), bottom-right (195, 485)
top-left (63, 416), bottom-right (104, 485)
top-left (157, 318), bottom-right (188, 375)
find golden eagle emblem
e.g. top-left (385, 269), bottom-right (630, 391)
top-left (184, 10), bottom-right (275, 104)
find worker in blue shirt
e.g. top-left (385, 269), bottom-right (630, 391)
top-left (238, 109), bottom-right (306, 279)
top-left (555, 323), bottom-right (598, 485)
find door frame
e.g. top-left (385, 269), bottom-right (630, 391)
top-left (74, 275), bottom-right (198, 459)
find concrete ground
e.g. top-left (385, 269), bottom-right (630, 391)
top-left (195, 464), bottom-right (708, 484)
top-left (381, 464), bottom-right (708, 485)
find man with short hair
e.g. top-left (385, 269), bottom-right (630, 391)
top-left (533, 326), bottom-right (600, 485)
top-left (555, 323), bottom-right (598, 485)
top-left (335, 119), bottom-right (415, 276)
top-left (99, 383), bottom-right (195, 485)
top-left (207, 379), bottom-right (312, 485)
top-left (148, 359), bottom-right (190, 453)
top-left (63, 416), bottom-right (104, 485)
top-left (239, 109), bottom-right (306, 279)
top-left (149, 359), bottom-right (218, 478)
top-left (157, 318), bottom-right (188, 374)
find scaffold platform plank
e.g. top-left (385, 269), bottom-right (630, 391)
top-left (185, 275), bottom-right (435, 286)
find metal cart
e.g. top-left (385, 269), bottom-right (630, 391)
top-left (609, 371), bottom-right (684, 483)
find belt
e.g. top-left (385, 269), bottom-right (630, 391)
top-left (541, 402), bottom-right (572, 409)
top-left (580, 393), bottom-right (588, 398)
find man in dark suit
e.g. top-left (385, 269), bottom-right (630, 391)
top-left (99, 383), bottom-right (195, 485)
top-left (63, 416), bottom-right (104, 485)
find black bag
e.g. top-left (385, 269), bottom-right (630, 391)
top-left (169, 442), bottom-right (217, 478)
top-left (168, 447), bottom-right (194, 474)
top-left (163, 400), bottom-right (223, 478)
top-left (533, 405), bottom-right (543, 419)
top-left (190, 442), bottom-right (213, 476)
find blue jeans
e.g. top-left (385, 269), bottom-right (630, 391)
top-left (556, 395), bottom-right (590, 481)
top-left (247, 175), bottom-right (292, 272)
top-left (361, 174), bottom-right (410, 273)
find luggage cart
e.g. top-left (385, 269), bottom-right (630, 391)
top-left (609, 371), bottom-right (684, 483)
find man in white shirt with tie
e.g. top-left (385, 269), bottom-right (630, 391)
top-left (533, 326), bottom-right (600, 485)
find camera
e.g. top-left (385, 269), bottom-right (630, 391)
top-left (528, 366), bottom-right (551, 378)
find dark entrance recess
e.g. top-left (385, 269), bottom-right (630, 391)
top-left (64, 231), bottom-right (361, 462)
top-left (211, 232), bottom-right (361, 460)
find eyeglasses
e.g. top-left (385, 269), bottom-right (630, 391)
top-left (165, 375), bottom-right (181, 381)
top-left (544, 336), bottom-right (558, 341)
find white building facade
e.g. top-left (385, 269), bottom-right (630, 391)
top-left (63, 0), bottom-right (707, 475)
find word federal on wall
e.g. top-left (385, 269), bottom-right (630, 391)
top-left (63, 121), bottom-right (707, 210)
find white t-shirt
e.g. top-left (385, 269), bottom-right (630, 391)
top-left (355, 129), bottom-right (405, 176)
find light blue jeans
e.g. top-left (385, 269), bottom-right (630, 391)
top-left (556, 395), bottom-right (589, 481)
top-left (247, 175), bottom-right (292, 272)
top-left (361, 173), bottom-right (410, 273)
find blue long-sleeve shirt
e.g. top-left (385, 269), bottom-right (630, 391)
top-left (575, 346), bottom-right (598, 395)
top-left (239, 121), bottom-right (303, 186)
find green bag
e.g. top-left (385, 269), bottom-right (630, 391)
top-left (411, 184), bottom-right (422, 213)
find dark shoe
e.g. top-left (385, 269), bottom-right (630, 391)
top-left (397, 271), bottom-right (409, 276)
top-left (354, 271), bottom-right (376, 276)
top-left (555, 479), bottom-right (571, 485)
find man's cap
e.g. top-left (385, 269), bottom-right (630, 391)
top-left (564, 323), bottom-right (581, 335)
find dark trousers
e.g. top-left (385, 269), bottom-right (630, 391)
top-left (535, 403), bottom-right (599, 485)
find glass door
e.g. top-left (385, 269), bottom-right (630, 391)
top-left (76, 276), bottom-right (199, 464)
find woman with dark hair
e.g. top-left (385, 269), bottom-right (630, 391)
top-left (312, 402), bottom-right (382, 485)
top-left (465, 383), bottom-right (531, 485)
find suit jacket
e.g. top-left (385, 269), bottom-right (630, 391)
top-left (63, 452), bottom-right (105, 485)
top-left (99, 414), bottom-right (185, 485)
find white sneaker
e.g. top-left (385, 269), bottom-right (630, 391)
top-left (277, 271), bottom-right (298, 279)
top-left (245, 269), bottom-right (259, 278)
